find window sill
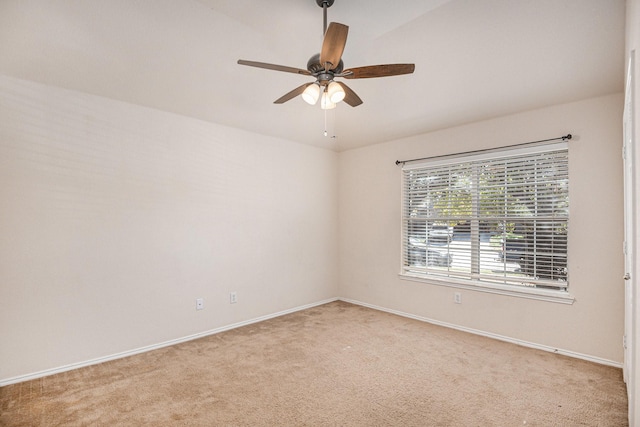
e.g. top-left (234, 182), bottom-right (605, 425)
top-left (398, 273), bottom-right (575, 304)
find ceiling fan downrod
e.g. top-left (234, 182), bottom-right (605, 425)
top-left (316, 0), bottom-right (335, 35)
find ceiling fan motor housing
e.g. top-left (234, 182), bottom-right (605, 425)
top-left (307, 53), bottom-right (343, 81)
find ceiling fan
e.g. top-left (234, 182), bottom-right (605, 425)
top-left (237, 0), bottom-right (415, 109)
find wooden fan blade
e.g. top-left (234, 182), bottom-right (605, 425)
top-left (274, 83), bottom-right (314, 104)
top-left (238, 60), bottom-right (311, 76)
top-left (341, 63), bottom-right (415, 79)
top-left (320, 22), bottom-right (349, 71)
top-left (336, 82), bottom-right (363, 107)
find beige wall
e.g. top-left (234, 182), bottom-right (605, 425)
top-left (0, 75), bottom-right (338, 382)
top-left (338, 93), bottom-right (624, 364)
top-left (0, 73), bottom-right (626, 383)
top-left (625, 0), bottom-right (640, 420)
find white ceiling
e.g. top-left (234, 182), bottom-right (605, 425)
top-left (0, 0), bottom-right (625, 151)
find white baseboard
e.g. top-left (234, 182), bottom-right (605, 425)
top-left (339, 297), bottom-right (623, 369)
top-left (0, 297), bottom-right (339, 387)
top-left (2, 295), bottom-right (620, 386)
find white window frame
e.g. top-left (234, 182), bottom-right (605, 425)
top-left (399, 142), bottom-right (574, 304)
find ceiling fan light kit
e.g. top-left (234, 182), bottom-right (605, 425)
top-left (237, 0), bottom-right (415, 109)
top-left (327, 81), bottom-right (346, 103)
top-left (320, 91), bottom-right (336, 110)
top-left (302, 83), bottom-right (321, 105)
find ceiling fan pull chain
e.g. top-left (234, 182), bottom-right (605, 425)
top-left (324, 109), bottom-right (328, 137)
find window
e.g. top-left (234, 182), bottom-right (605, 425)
top-left (401, 143), bottom-right (569, 296)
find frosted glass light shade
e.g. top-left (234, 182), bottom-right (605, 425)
top-left (327, 81), bottom-right (345, 103)
top-left (301, 83), bottom-right (320, 105)
top-left (320, 91), bottom-right (336, 110)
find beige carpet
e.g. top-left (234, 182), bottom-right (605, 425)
top-left (0, 301), bottom-right (628, 426)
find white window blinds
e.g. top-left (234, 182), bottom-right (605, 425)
top-left (401, 143), bottom-right (569, 291)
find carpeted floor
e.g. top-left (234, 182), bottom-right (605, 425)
top-left (0, 301), bottom-right (629, 426)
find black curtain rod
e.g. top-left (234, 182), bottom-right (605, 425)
top-left (395, 134), bottom-right (572, 166)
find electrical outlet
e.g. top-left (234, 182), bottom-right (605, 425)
top-left (454, 292), bottom-right (462, 304)
top-left (230, 292), bottom-right (238, 304)
top-left (196, 298), bottom-right (204, 310)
